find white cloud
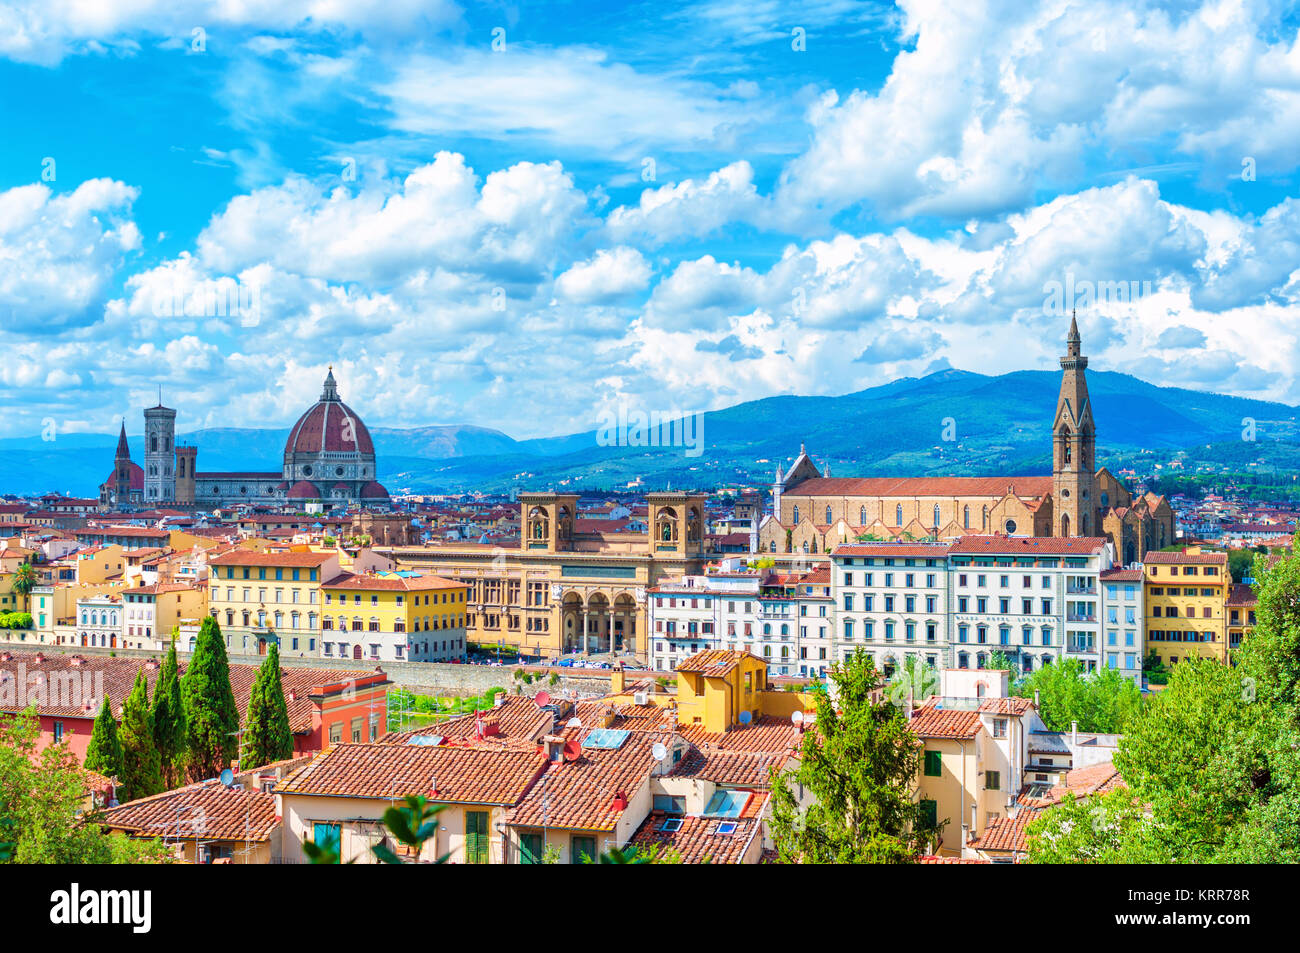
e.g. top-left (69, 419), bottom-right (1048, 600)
top-left (606, 162), bottom-right (766, 246)
top-left (0, 0), bottom-right (462, 65)
top-left (0, 179), bottom-right (140, 329)
top-left (555, 247), bottom-right (651, 304)
top-left (775, 0), bottom-right (1300, 222)
top-left (377, 47), bottom-right (766, 159)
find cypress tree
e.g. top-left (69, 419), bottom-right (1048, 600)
top-left (118, 670), bottom-right (164, 801)
top-left (83, 696), bottom-right (123, 784)
top-left (243, 643), bottom-right (294, 769)
top-left (151, 632), bottom-right (187, 787)
top-left (181, 615), bottom-right (240, 780)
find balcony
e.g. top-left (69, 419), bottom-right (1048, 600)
top-left (1066, 639), bottom-right (1096, 654)
top-left (1065, 612), bottom-right (1096, 623)
top-left (1066, 584), bottom-right (1096, 595)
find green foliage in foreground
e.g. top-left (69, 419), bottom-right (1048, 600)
top-left (1027, 536), bottom-right (1300, 863)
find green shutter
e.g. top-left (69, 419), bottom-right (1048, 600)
top-left (519, 832), bottom-right (543, 865)
top-left (465, 811), bottom-right (489, 864)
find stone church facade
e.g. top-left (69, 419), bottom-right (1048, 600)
top-left (758, 318), bottom-right (1173, 564)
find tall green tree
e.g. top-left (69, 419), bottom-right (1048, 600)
top-left (769, 649), bottom-right (939, 863)
top-left (1027, 537), bottom-right (1300, 863)
top-left (151, 632), bottom-right (187, 787)
top-left (118, 670), bottom-right (164, 801)
top-left (82, 697), bottom-right (123, 783)
top-left (1014, 656), bottom-right (1141, 733)
top-left (0, 712), bottom-right (171, 864)
top-left (181, 615), bottom-right (240, 781)
top-left (242, 643), bottom-right (294, 769)
top-left (10, 562), bottom-right (35, 610)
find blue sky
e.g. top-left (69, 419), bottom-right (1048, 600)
top-left (2, 0), bottom-right (1300, 442)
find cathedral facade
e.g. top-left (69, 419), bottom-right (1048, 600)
top-left (758, 319), bottom-right (1173, 564)
top-left (100, 369), bottom-right (390, 510)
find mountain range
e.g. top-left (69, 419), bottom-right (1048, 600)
top-left (2, 369), bottom-right (1296, 497)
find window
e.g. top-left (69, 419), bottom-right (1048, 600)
top-left (571, 835), bottom-right (597, 864)
top-left (519, 831), bottom-right (544, 865)
top-left (311, 823), bottom-right (341, 863)
top-left (920, 798), bottom-right (938, 830)
top-left (985, 770), bottom-right (1001, 791)
top-left (923, 750), bottom-right (942, 776)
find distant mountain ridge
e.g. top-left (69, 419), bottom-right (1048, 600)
top-left (2, 369), bottom-right (1296, 496)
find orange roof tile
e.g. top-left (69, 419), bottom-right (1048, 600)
top-left (276, 742), bottom-right (546, 804)
top-left (100, 780), bottom-right (278, 842)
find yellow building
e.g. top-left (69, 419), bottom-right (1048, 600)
top-left (207, 550), bottom-right (340, 657)
top-left (909, 669), bottom-right (1037, 859)
top-left (321, 570), bottom-right (468, 663)
top-left (1143, 549), bottom-right (1230, 666)
top-left (1226, 582), bottom-right (1258, 658)
top-left (119, 582), bottom-right (207, 651)
top-left (390, 491), bottom-right (709, 663)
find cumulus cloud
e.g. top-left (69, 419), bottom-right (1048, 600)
top-left (0, 179), bottom-right (140, 329)
top-left (555, 247), bottom-right (651, 304)
top-left (774, 0), bottom-right (1300, 222)
top-left (606, 162), bottom-right (766, 246)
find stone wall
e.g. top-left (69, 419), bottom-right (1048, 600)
top-left (0, 633), bottom-right (628, 697)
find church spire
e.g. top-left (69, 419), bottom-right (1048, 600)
top-left (321, 366), bottom-right (339, 401)
top-left (115, 420), bottom-right (130, 460)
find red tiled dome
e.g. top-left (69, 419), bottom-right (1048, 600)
top-left (283, 369), bottom-right (375, 456)
top-left (361, 481), bottom-right (390, 500)
top-left (287, 480), bottom-right (318, 499)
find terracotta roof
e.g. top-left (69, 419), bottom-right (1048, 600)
top-left (676, 648), bottom-right (763, 677)
top-left (1226, 583), bottom-right (1257, 607)
top-left (670, 747), bottom-right (787, 786)
top-left (1100, 568), bottom-right (1143, 581)
top-left (1021, 761), bottom-right (1124, 808)
top-left (677, 716), bottom-right (802, 754)
top-left (1143, 550), bottom-right (1227, 565)
top-left (833, 543), bottom-right (951, 558)
top-left (383, 696), bottom-right (553, 744)
top-left (950, 535), bottom-right (1108, 555)
top-left (977, 696), bottom-right (1034, 716)
top-left (276, 742), bottom-right (546, 803)
top-left (208, 551), bottom-right (335, 567)
top-left (967, 808), bottom-right (1041, 854)
top-left (121, 582), bottom-right (197, 596)
top-left (918, 854), bottom-right (991, 864)
top-left (0, 649), bottom-right (379, 729)
top-left (909, 704), bottom-right (983, 740)
top-left (505, 728), bottom-right (671, 832)
top-left (323, 571), bottom-right (467, 592)
top-left (784, 476), bottom-right (1054, 499)
top-left (100, 781), bottom-right (278, 842)
top-left (628, 810), bottom-right (763, 864)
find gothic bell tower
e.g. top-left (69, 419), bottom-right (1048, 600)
top-left (1053, 313), bottom-right (1096, 537)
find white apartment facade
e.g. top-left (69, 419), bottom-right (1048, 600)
top-left (947, 536), bottom-right (1111, 675)
top-left (648, 561), bottom-right (834, 678)
top-left (830, 543), bottom-right (952, 675)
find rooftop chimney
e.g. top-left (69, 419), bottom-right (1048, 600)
top-left (1071, 720), bottom-right (1079, 745)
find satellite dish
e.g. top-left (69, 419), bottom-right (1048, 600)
top-left (651, 742), bottom-right (668, 762)
top-left (738, 710), bottom-right (753, 725)
top-left (219, 768), bottom-right (234, 787)
top-left (566, 717), bottom-right (582, 729)
top-left (791, 711), bottom-right (804, 725)
top-left (535, 690), bottom-right (551, 707)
